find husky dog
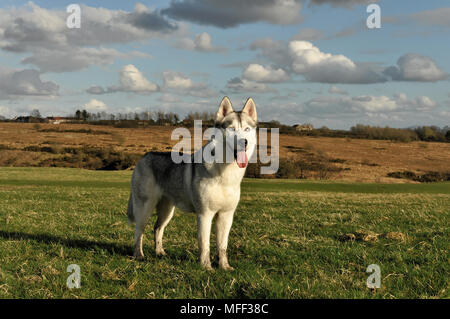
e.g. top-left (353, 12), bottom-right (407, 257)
top-left (127, 97), bottom-right (257, 270)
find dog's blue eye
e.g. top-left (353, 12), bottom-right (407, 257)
top-left (227, 127), bottom-right (235, 131)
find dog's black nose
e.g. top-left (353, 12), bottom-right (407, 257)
top-left (237, 138), bottom-right (248, 150)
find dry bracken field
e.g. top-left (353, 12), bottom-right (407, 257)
top-left (0, 122), bottom-right (449, 183)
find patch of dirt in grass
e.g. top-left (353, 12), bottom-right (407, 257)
top-left (381, 232), bottom-right (407, 241)
top-left (339, 231), bottom-right (406, 242)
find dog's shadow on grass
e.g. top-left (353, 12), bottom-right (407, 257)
top-left (0, 230), bottom-right (132, 257)
top-left (0, 230), bottom-right (197, 263)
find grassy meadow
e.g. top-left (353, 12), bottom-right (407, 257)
top-left (0, 167), bottom-right (448, 298)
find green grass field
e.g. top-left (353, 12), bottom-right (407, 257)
top-left (0, 167), bottom-right (448, 299)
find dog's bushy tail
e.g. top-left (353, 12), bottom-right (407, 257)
top-left (127, 193), bottom-right (135, 224)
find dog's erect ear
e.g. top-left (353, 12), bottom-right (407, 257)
top-left (216, 96), bottom-right (234, 123)
top-left (242, 98), bottom-right (257, 123)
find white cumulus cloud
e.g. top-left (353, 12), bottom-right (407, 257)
top-left (163, 71), bottom-right (195, 90)
top-left (86, 65), bottom-right (159, 95)
top-left (162, 71), bottom-right (217, 97)
top-left (116, 64), bottom-right (159, 93)
top-left (304, 93), bottom-right (437, 114)
top-left (0, 105), bottom-right (11, 117)
top-left (83, 99), bottom-right (108, 111)
top-left (383, 54), bottom-right (448, 82)
top-left (288, 41), bottom-right (385, 84)
top-left (250, 39), bottom-right (447, 84)
top-left (0, 68), bottom-right (59, 100)
top-left (0, 2), bottom-right (178, 73)
top-left (242, 64), bottom-right (289, 83)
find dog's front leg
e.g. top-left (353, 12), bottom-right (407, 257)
top-left (197, 213), bottom-right (214, 270)
top-left (216, 210), bottom-right (235, 271)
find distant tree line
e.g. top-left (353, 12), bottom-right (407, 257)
top-left (71, 109), bottom-right (215, 127)
top-left (260, 121), bottom-right (450, 143)
top-left (349, 124), bottom-right (449, 142)
top-left (1, 108), bottom-right (448, 142)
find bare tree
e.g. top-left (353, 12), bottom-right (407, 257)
top-left (30, 109), bottom-right (41, 118)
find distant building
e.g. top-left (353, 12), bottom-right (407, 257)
top-left (14, 116), bottom-right (46, 123)
top-left (46, 116), bottom-right (70, 124)
top-left (293, 124), bottom-right (314, 131)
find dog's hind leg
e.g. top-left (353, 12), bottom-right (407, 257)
top-left (154, 196), bottom-right (175, 257)
top-left (133, 195), bottom-right (158, 261)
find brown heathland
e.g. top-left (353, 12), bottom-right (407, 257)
top-left (0, 122), bottom-right (449, 183)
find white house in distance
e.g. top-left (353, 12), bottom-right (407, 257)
top-left (46, 117), bottom-right (70, 124)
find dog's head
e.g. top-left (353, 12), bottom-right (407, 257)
top-left (213, 96), bottom-right (257, 168)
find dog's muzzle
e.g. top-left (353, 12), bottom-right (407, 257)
top-left (234, 138), bottom-right (248, 168)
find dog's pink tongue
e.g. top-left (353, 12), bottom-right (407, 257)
top-left (236, 151), bottom-right (248, 168)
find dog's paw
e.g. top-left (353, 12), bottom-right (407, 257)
top-left (220, 264), bottom-right (235, 271)
top-left (155, 249), bottom-right (166, 257)
top-left (201, 262), bottom-right (214, 271)
top-left (133, 253), bottom-right (145, 261)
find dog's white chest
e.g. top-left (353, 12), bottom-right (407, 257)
top-left (213, 184), bottom-right (241, 212)
top-left (199, 180), bottom-right (241, 213)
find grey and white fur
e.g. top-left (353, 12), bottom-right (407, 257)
top-left (127, 97), bottom-right (257, 270)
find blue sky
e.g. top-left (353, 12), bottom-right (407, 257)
top-left (0, 0), bottom-right (448, 129)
